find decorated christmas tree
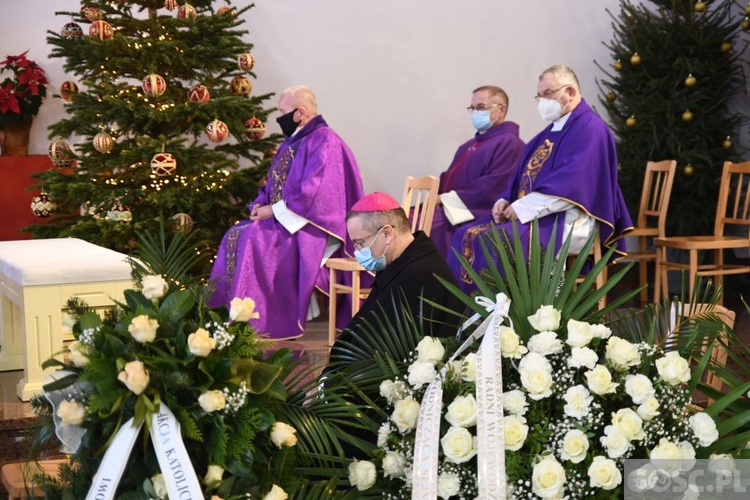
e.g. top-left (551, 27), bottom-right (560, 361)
top-left (597, 0), bottom-right (745, 236)
top-left (27, 0), bottom-right (279, 265)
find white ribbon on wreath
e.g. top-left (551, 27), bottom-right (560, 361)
top-left (412, 293), bottom-right (511, 499)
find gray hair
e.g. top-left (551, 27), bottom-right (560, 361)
top-left (539, 65), bottom-right (581, 93)
top-left (472, 85), bottom-right (509, 107)
top-left (281, 85), bottom-right (318, 115)
top-left (346, 209), bottom-right (410, 233)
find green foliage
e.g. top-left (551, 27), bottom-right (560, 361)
top-left (597, 0), bottom-right (746, 235)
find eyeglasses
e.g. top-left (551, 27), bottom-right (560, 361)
top-left (352, 225), bottom-right (384, 250)
top-left (534, 85), bottom-right (569, 102)
top-left (466, 103), bottom-right (504, 113)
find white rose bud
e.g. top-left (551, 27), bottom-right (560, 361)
top-left (118, 360), bottom-right (150, 395)
top-left (67, 340), bottom-right (90, 367)
top-left (504, 415), bottom-right (529, 452)
top-left (347, 460), bottom-right (376, 491)
top-left (407, 360), bottom-right (437, 389)
top-left (263, 484), bottom-right (288, 500)
top-left (198, 390), bottom-right (226, 413)
top-left (605, 336), bottom-right (641, 370)
top-left (624, 374), bottom-right (654, 404)
top-left (204, 465), bottom-right (224, 488)
top-left (437, 471), bottom-right (461, 499)
top-left (531, 455), bottom-right (566, 499)
top-left (689, 412), bottom-right (719, 447)
top-left (460, 352), bottom-right (477, 382)
top-left (270, 422), bottom-right (298, 448)
top-left (416, 336), bottom-right (445, 364)
top-left (128, 314), bottom-right (159, 343)
top-left (382, 450), bottom-right (407, 478)
top-left (152, 474), bottom-right (167, 498)
top-left (566, 319), bottom-right (594, 347)
top-left (504, 389), bottom-right (529, 416)
top-left (445, 394), bottom-right (478, 428)
top-left (637, 395), bottom-right (661, 421)
top-left (587, 456), bottom-right (622, 490)
top-left (500, 326), bottom-right (528, 359)
top-left (56, 399), bottom-right (86, 426)
top-left (527, 305), bottom-right (562, 332)
top-left (188, 328), bottom-right (217, 357)
top-left (584, 364), bottom-right (618, 395)
top-left (527, 331), bottom-right (564, 356)
top-left (391, 396), bottom-right (420, 433)
top-left (440, 426), bottom-right (477, 464)
top-left (560, 429), bottom-right (589, 463)
top-left (229, 297), bottom-right (260, 322)
top-left (655, 351), bottom-right (691, 386)
top-left (141, 274), bottom-right (168, 300)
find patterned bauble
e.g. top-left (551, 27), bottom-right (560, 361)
top-left (178, 3), bottom-right (197, 20)
top-left (171, 213), bottom-right (194, 233)
top-left (93, 132), bottom-right (115, 153)
top-left (187, 84), bottom-right (210, 103)
top-left (244, 117), bottom-right (266, 140)
top-left (48, 139), bottom-right (75, 168)
top-left (151, 152), bottom-right (177, 176)
top-left (217, 6), bottom-right (235, 16)
top-left (107, 200), bottom-right (132, 223)
top-left (61, 22), bottom-right (84, 38)
top-left (206, 119), bottom-right (229, 142)
top-left (142, 74), bottom-right (167, 97)
top-left (60, 80), bottom-right (79, 102)
top-left (263, 147), bottom-right (278, 160)
top-left (90, 20), bottom-right (114, 41)
top-left (80, 201), bottom-right (103, 219)
top-left (164, 0), bottom-right (178, 11)
top-left (81, 6), bottom-right (103, 22)
top-left (31, 193), bottom-right (56, 218)
top-left (237, 53), bottom-right (255, 72)
top-left (230, 76), bottom-right (252, 96)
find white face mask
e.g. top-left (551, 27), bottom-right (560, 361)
top-left (537, 98), bottom-right (563, 121)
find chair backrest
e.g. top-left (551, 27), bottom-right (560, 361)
top-left (401, 175), bottom-right (440, 236)
top-left (637, 159), bottom-right (677, 237)
top-left (715, 161), bottom-right (750, 237)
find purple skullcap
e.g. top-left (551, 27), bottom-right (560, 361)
top-left (350, 192), bottom-right (400, 212)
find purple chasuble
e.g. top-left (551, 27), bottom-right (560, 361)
top-left (448, 99), bottom-right (633, 292)
top-left (208, 115), bottom-right (364, 339)
top-left (431, 121), bottom-right (525, 258)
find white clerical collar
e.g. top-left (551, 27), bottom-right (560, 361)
top-left (550, 110), bottom-right (572, 132)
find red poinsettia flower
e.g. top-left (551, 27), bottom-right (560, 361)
top-left (0, 50), bottom-right (47, 118)
top-left (0, 82), bottom-right (21, 114)
top-left (1, 50), bottom-right (29, 68)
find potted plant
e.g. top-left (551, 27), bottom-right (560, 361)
top-left (0, 50), bottom-right (48, 156)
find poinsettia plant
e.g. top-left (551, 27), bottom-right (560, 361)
top-left (0, 50), bottom-right (48, 123)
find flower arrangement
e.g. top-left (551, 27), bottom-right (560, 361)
top-left (0, 50), bottom-right (48, 124)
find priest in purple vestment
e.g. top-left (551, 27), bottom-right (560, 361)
top-left (208, 86), bottom-right (364, 339)
top-left (448, 65), bottom-right (633, 292)
top-left (431, 85), bottom-right (525, 258)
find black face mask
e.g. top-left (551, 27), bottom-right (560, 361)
top-left (276, 108), bottom-right (300, 137)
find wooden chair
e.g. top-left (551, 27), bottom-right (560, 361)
top-left (625, 160), bottom-right (677, 304)
top-left (566, 229), bottom-right (607, 309)
top-left (654, 161), bottom-right (750, 305)
top-left (325, 175), bottom-right (440, 345)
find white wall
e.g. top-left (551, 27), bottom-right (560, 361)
top-left (2, 0), bottom-right (622, 198)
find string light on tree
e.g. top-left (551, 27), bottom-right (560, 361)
top-left (30, 193), bottom-right (56, 218)
top-left (89, 20), bottom-right (114, 41)
top-left (142, 74), bottom-right (167, 97)
top-left (60, 80), bottom-right (79, 101)
top-left (206, 119), bottom-right (229, 142)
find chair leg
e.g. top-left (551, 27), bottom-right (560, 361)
top-left (638, 237), bottom-right (649, 304)
top-left (351, 270), bottom-right (361, 316)
top-left (715, 249), bottom-right (725, 306)
top-left (328, 268), bottom-right (338, 346)
top-left (654, 246), bottom-right (664, 303)
top-left (688, 249), bottom-right (698, 301)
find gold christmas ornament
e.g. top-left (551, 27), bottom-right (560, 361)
top-left (151, 152), bottom-right (177, 176)
top-left (613, 59), bottom-right (623, 71)
top-left (230, 76), bottom-right (252, 96)
top-left (682, 109), bottom-right (694, 122)
top-left (684, 74), bottom-right (697, 87)
top-left (606, 91), bottom-right (617, 102)
top-left (630, 52), bottom-right (642, 66)
top-left (746, 3), bottom-right (750, 16)
top-left (142, 74), bottom-right (167, 97)
top-left (164, 0), bottom-right (178, 11)
top-left (694, 1), bottom-right (706, 13)
top-left (217, 6), bottom-right (236, 16)
top-left (177, 3), bottom-right (197, 20)
top-left (172, 213), bottom-right (194, 233)
top-left (93, 132), bottom-right (115, 153)
top-left (723, 136), bottom-right (733, 149)
top-left (720, 40), bottom-right (732, 52)
top-left (742, 17), bottom-right (750, 31)
top-left (626, 115), bottom-right (637, 128)
top-left (48, 139), bottom-right (76, 168)
top-left (683, 164), bottom-right (695, 176)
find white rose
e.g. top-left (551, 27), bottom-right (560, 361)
top-left (204, 465), bottom-right (224, 487)
top-left (587, 456), bottom-right (622, 490)
top-left (188, 328), bottom-right (216, 357)
top-left (612, 408), bottom-right (645, 441)
top-left (567, 346), bottom-right (599, 370)
top-left (637, 395), bottom-right (661, 421)
top-left (382, 450), bottom-right (406, 478)
top-left (437, 471), bottom-right (461, 499)
top-left (152, 474), bottom-right (167, 498)
top-left (348, 459), bottom-right (376, 491)
top-left (270, 421), bottom-right (298, 448)
top-left (624, 374), bottom-right (654, 404)
top-left (141, 274), bottom-right (168, 300)
top-left (504, 389), bottom-right (529, 416)
top-left (585, 364), bottom-right (618, 395)
top-left (416, 336), bottom-right (445, 364)
top-left (263, 484), bottom-right (288, 500)
top-left (527, 331), bottom-right (564, 356)
top-left (440, 426), bottom-right (477, 464)
top-left (605, 337), bottom-right (641, 370)
top-left (408, 360), bottom-right (437, 389)
top-left (560, 429), bottom-right (589, 464)
top-left (460, 352), bottom-right (477, 382)
top-left (67, 340), bottom-right (90, 367)
top-left (689, 412), bottom-right (719, 447)
top-left (128, 314), bottom-right (159, 343)
top-left (656, 351), bottom-right (691, 386)
top-left (566, 319), bottom-right (594, 347)
top-left (379, 379), bottom-right (408, 403)
top-left (391, 396), bottom-right (420, 433)
top-left (600, 426), bottom-right (631, 459)
top-left (590, 323), bottom-right (612, 339)
top-left (56, 399), bottom-right (86, 426)
top-left (445, 394), bottom-right (477, 428)
top-left (563, 385), bottom-right (593, 418)
top-left (527, 305), bottom-right (561, 332)
top-left (708, 454), bottom-right (736, 479)
top-left (519, 352), bottom-right (554, 400)
top-left (198, 390), bottom-right (226, 413)
top-left (229, 297), bottom-right (260, 322)
top-left (650, 439), bottom-right (696, 477)
top-left (504, 415), bottom-right (529, 452)
top-left (650, 437), bottom-right (683, 460)
top-left (500, 326), bottom-right (528, 359)
top-left (377, 422), bottom-right (391, 447)
top-left (118, 360), bottom-right (150, 395)
top-left (531, 455), bottom-right (566, 499)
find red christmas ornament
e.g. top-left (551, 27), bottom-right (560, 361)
top-left (217, 6), bottom-right (235, 16)
top-left (81, 6), bottom-right (103, 22)
top-left (151, 152), bottom-right (177, 176)
top-left (244, 117), bottom-right (266, 140)
top-left (164, 0), bottom-right (178, 11)
top-left (60, 81), bottom-right (79, 102)
top-left (187, 84), bottom-right (210, 103)
top-left (230, 76), bottom-right (252, 96)
top-left (89, 20), bottom-right (114, 41)
top-left (178, 3), bottom-right (197, 20)
top-left (142, 74), bottom-right (167, 97)
top-left (206, 119), bottom-right (229, 142)
top-left (237, 53), bottom-right (255, 72)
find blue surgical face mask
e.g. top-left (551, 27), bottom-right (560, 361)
top-left (354, 227), bottom-right (388, 272)
top-left (471, 110), bottom-right (495, 133)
